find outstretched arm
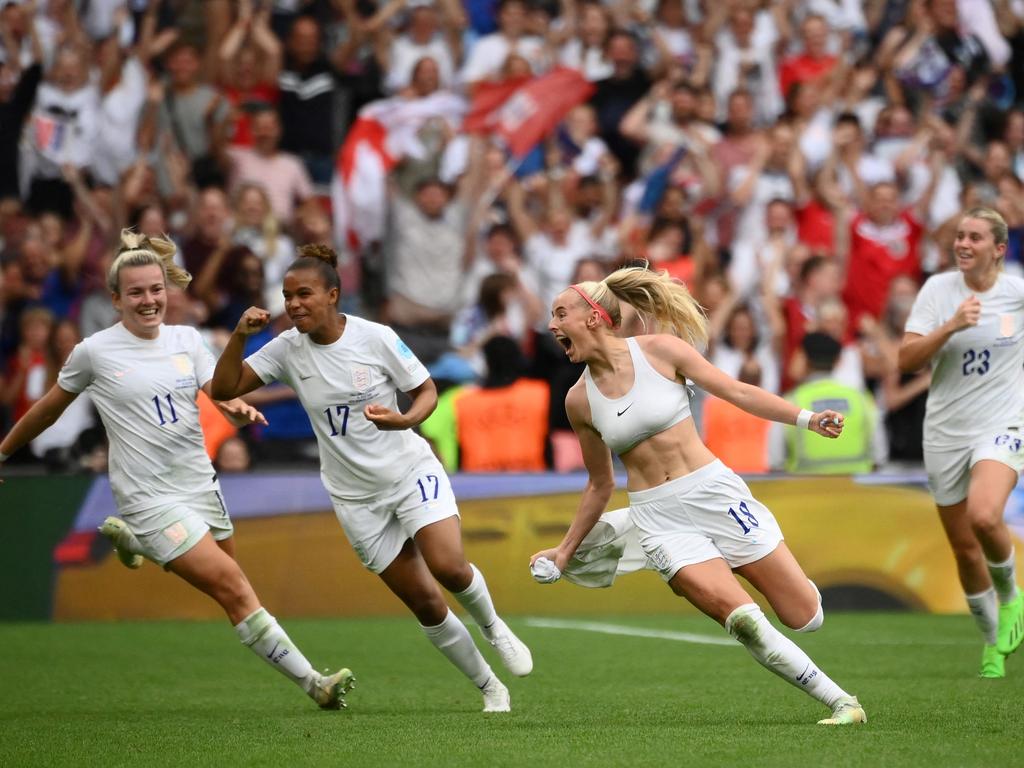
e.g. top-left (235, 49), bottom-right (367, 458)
top-left (530, 386), bottom-right (616, 571)
top-left (0, 384), bottom-right (79, 471)
top-left (200, 381), bottom-right (267, 427)
top-left (650, 335), bottom-right (843, 437)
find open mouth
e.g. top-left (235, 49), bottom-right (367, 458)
top-left (553, 334), bottom-right (574, 356)
top-left (138, 307), bottom-right (160, 318)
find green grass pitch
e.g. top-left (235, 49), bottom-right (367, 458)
top-left (1, 612), bottom-right (1020, 767)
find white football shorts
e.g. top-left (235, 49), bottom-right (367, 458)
top-left (924, 427), bottom-right (1024, 506)
top-left (627, 459), bottom-right (783, 581)
top-left (329, 456), bottom-right (460, 573)
top-left (123, 490), bottom-right (234, 567)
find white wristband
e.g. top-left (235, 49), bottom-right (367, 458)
top-left (796, 409), bottom-right (814, 431)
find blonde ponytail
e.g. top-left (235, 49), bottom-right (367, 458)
top-left (107, 229), bottom-right (192, 293)
top-left (578, 266), bottom-right (708, 346)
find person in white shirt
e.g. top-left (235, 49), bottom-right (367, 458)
top-left (898, 207), bottom-right (1024, 678)
top-left (210, 244), bottom-right (533, 713)
top-left (0, 231), bottom-right (355, 711)
top-left (459, 0), bottom-right (545, 89)
top-left (531, 266), bottom-right (865, 725)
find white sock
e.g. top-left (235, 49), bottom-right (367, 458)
top-left (965, 588), bottom-right (999, 644)
top-left (421, 609), bottom-right (493, 688)
top-left (453, 564), bottom-right (500, 638)
top-left (986, 550), bottom-right (1020, 604)
top-left (235, 607), bottom-right (317, 695)
top-left (725, 603), bottom-right (848, 709)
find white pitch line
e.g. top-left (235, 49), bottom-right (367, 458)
top-left (524, 617), bottom-right (737, 646)
top-left (524, 617), bottom-right (971, 646)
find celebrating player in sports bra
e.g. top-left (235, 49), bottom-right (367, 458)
top-left (531, 265), bottom-right (866, 725)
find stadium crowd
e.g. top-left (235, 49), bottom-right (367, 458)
top-left (0, 0), bottom-right (1022, 475)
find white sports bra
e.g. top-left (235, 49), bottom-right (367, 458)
top-left (583, 337), bottom-right (692, 455)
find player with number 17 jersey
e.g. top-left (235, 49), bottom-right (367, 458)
top-left (905, 270), bottom-right (1024, 451)
top-left (244, 315), bottom-right (436, 501)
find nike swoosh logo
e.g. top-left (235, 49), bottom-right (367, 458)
top-left (299, 374), bottom-right (313, 380)
top-left (616, 404), bottom-right (633, 417)
top-left (266, 641), bottom-right (280, 660)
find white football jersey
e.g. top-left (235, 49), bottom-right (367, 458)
top-left (57, 323), bottom-right (219, 514)
top-left (245, 315), bottom-right (434, 500)
top-left (905, 271), bottom-right (1024, 449)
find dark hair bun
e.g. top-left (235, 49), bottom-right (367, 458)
top-left (296, 243), bottom-right (338, 269)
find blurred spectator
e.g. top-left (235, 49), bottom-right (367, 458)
top-left (710, 301), bottom-right (781, 395)
top-left (231, 182), bottom-right (295, 311)
top-left (22, 45), bottom-right (98, 217)
top-left (443, 270), bottom-right (540, 381)
top-left (217, 0), bottom-right (282, 148)
top-left (878, 274), bottom-right (929, 464)
top-left (144, 41), bottom-right (230, 188)
top-left (28, 317), bottom-right (95, 466)
top-left (588, 30), bottom-right (651, 177)
top-left (558, 1), bottom-right (613, 82)
top-left (208, 245), bottom-right (265, 332)
top-left (840, 173), bottom-right (940, 328)
top-left (91, 4), bottom-right (157, 187)
top-left (278, 14), bottom-right (370, 186)
top-left (459, 0), bottom-right (544, 90)
top-left (712, 5), bottom-right (782, 124)
top-left (0, 12), bottom-right (42, 201)
top-left (225, 106), bottom-right (314, 225)
top-left (1, 305), bottom-right (52, 427)
top-left (780, 15), bottom-right (838, 100)
top-left (384, 153), bottom-right (485, 364)
top-left (181, 186), bottom-right (233, 313)
top-left (765, 251), bottom-right (841, 391)
top-left (728, 122), bottom-right (808, 255)
top-left (372, 0), bottom-right (464, 95)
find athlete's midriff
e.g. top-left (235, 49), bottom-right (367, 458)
top-left (619, 417), bottom-right (717, 491)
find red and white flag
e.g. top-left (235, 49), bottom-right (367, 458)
top-left (331, 91), bottom-right (467, 253)
top-left (465, 68), bottom-right (594, 158)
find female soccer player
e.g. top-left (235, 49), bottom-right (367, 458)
top-left (531, 266), bottom-right (866, 725)
top-left (210, 245), bottom-right (532, 713)
top-left (0, 232), bottom-right (354, 710)
top-left (899, 207), bottom-right (1024, 678)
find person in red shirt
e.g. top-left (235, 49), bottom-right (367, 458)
top-left (779, 15), bottom-right (837, 102)
top-left (841, 180), bottom-right (932, 328)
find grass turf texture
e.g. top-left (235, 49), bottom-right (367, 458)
top-left (1, 613), bottom-right (1020, 767)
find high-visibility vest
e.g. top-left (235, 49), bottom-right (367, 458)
top-left (785, 378), bottom-right (875, 474)
top-left (702, 396), bottom-right (770, 473)
top-left (455, 379), bottom-right (550, 472)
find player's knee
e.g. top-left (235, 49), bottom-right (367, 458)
top-left (794, 602), bottom-right (824, 632)
top-left (431, 560), bottom-right (472, 593)
top-left (790, 580), bottom-right (824, 632)
top-left (968, 507), bottom-right (1003, 538)
top-left (411, 592), bottom-right (449, 625)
